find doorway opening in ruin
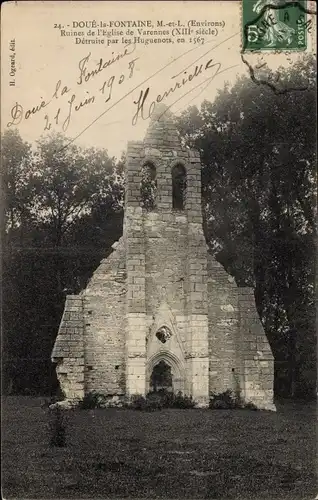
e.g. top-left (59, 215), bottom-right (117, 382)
top-left (150, 360), bottom-right (173, 392)
top-left (147, 351), bottom-right (185, 394)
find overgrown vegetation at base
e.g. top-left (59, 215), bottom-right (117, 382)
top-left (128, 390), bottom-right (197, 411)
top-left (49, 389), bottom-right (260, 411)
top-left (79, 391), bottom-right (108, 409)
top-left (209, 390), bottom-right (258, 410)
top-left (77, 390), bottom-right (197, 411)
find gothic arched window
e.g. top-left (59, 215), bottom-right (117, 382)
top-left (140, 162), bottom-right (157, 211)
top-left (172, 164), bottom-right (187, 210)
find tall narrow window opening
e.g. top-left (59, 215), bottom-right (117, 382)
top-left (140, 162), bottom-right (157, 211)
top-left (172, 164), bottom-right (187, 210)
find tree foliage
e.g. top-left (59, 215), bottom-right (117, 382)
top-left (177, 54), bottom-right (316, 397)
top-left (1, 129), bottom-right (35, 232)
top-left (1, 130), bottom-right (124, 394)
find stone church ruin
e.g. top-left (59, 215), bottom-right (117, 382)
top-left (52, 105), bottom-right (275, 410)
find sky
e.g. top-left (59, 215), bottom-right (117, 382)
top-left (1, 1), bottom-right (313, 160)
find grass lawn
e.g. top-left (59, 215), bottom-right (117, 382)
top-left (2, 396), bottom-right (317, 499)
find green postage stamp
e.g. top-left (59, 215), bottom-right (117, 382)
top-left (242, 0), bottom-right (308, 51)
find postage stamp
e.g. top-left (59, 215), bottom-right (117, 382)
top-left (242, 0), bottom-right (308, 51)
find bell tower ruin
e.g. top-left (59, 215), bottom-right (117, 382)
top-left (52, 104), bottom-right (275, 410)
top-left (124, 105), bottom-right (210, 406)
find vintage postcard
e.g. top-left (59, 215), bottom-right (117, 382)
top-left (1, 1), bottom-right (317, 499)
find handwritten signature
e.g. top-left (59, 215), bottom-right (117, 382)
top-left (7, 32), bottom-right (240, 145)
top-left (132, 58), bottom-right (238, 126)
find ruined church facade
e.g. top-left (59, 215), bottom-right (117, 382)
top-left (52, 107), bottom-right (275, 409)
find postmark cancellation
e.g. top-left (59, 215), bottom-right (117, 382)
top-left (242, 0), bottom-right (313, 52)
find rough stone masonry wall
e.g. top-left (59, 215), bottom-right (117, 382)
top-left (207, 255), bottom-right (240, 395)
top-left (238, 289), bottom-right (275, 410)
top-left (52, 103), bottom-right (274, 409)
top-left (123, 204), bottom-right (148, 396)
top-left (123, 139), bottom-right (149, 396)
top-left (185, 221), bottom-right (210, 406)
top-left (123, 107), bottom-right (210, 404)
top-left (83, 237), bottom-right (126, 396)
top-left (51, 295), bottom-right (85, 400)
top-left (141, 209), bottom-right (210, 404)
top-left (144, 212), bottom-right (187, 321)
top-left (207, 253), bottom-right (275, 409)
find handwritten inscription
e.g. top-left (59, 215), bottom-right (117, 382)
top-left (77, 43), bottom-right (136, 84)
top-left (7, 33), bottom-right (239, 142)
top-left (7, 45), bottom-right (139, 132)
top-left (8, 100), bottom-right (49, 126)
